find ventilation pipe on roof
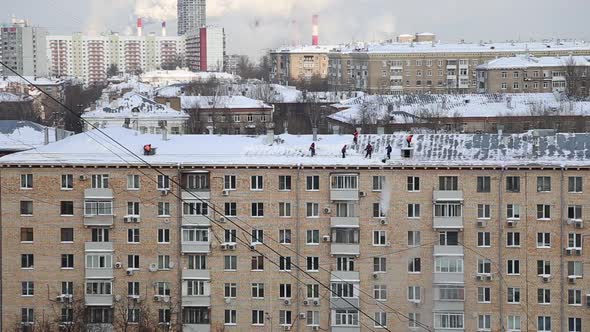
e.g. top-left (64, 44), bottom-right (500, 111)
top-left (312, 127), bottom-right (318, 142)
top-left (43, 127), bottom-right (49, 145)
top-left (377, 126), bottom-right (385, 135)
top-left (332, 125), bottom-right (340, 135)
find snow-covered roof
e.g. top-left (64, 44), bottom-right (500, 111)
top-left (329, 93), bottom-right (590, 124)
top-left (271, 45), bottom-right (340, 54)
top-left (0, 76), bottom-right (67, 86)
top-left (155, 85), bottom-right (184, 98)
top-left (0, 92), bottom-right (30, 102)
top-left (2, 127), bottom-right (590, 168)
top-left (103, 80), bottom-right (154, 97)
top-left (180, 95), bottom-right (272, 110)
top-left (0, 120), bottom-right (72, 152)
top-left (478, 55), bottom-right (590, 70)
top-left (141, 69), bottom-right (238, 85)
top-left (82, 93), bottom-right (189, 120)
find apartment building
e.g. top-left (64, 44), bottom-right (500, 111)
top-left (47, 33), bottom-right (186, 86)
top-left (185, 26), bottom-right (226, 72)
top-left (1, 130), bottom-right (589, 332)
top-left (476, 55), bottom-right (590, 95)
top-left (177, 0), bottom-right (207, 36)
top-left (270, 46), bottom-right (334, 84)
top-left (0, 18), bottom-right (48, 77)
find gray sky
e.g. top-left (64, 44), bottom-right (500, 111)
top-left (3, 0), bottom-right (590, 58)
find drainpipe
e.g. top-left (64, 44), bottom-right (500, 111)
top-left (176, 164), bottom-right (183, 329)
top-left (295, 163), bottom-right (302, 332)
top-left (559, 167), bottom-right (565, 332)
top-left (498, 167), bottom-right (504, 331)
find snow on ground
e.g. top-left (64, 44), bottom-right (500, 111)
top-left (1, 127), bottom-right (589, 168)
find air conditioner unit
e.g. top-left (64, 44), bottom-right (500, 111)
top-left (323, 207), bottom-right (331, 214)
top-left (313, 299), bottom-right (320, 306)
top-left (565, 248), bottom-right (573, 256)
top-left (228, 244), bottom-right (236, 250)
top-left (485, 275), bottom-right (493, 281)
top-left (132, 217), bottom-right (140, 223)
top-left (126, 269), bottom-right (134, 276)
top-left (168, 262), bottom-right (175, 269)
top-left (542, 275), bottom-right (551, 283)
top-left (506, 220), bottom-right (515, 228)
top-left (373, 272), bottom-right (379, 279)
top-left (123, 217), bottom-right (131, 223)
top-left (114, 262), bottom-right (123, 269)
top-left (149, 263), bottom-right (158, 272)
top-left (283, 299), bottom-right (292, 306)
top-left (218, 217), bottom-right (226, 223)
top-left (359, 191), bottom-right (367, 197)
top-left (220, 244), bottom-right (228, 250)
top-left (153, 295), bottom-right (161, 302)
top-left (224, 298), bottom-right (232, 304)
top-left (299, 312), bottom-right (306, 319)
top-left (476, 275), bottom-right (485, 281)
top-left (249, 244), bottom-right (257, 251)
top-left (222, 190), bottom-right (230, 196)
top-left (312, 326), bottom-right (320, 331)
top-left (568, 276), bottom-right (577, 284)
top-left (282, 326), bottom-right (291, 331)
top-left (477, 220), bottom-right (487, 227)
top-left (322, 235), bottom-right (331, 242)
top-left (574, 221), bottom-right (584, 229)
top-left (79, 175), bottom-right (87, 181)
top-left (160, 190), bottom-right (169, 196)
top-left (380, 219), bottom-right (388, 225)
top-left (303, 300), bottom-right (310, 306)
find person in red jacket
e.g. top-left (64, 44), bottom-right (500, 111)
top-left (353, 130), bottom-right (359, 144)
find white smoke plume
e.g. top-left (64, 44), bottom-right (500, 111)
top-left (134, 0), bottom-right (176, 22)
top-left (379, 177), bottom-right (392, 217)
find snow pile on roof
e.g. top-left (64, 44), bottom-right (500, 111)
top-left (181, 95), bottom-right (272, 110)
top-left (0, 76), bottom-right (66, 86)
top-left (272, 45), bottom-right (340, 54)
top-left (103, 80), bottom-right (154, 97)
top-left (155, 85), bottom-right (184, 98)
top-left (0, 92), bottom-right (30, 103)
top-left (141, 69), bottom-right (239, 86)
top-left (82, 93), bottom-right (188, 119)
top-left (478, 55), bottom-right (590, 70)
top-left (213, 83), bottom-right (363, 104)
top-left (0, 120), bottom-right (72, 152)
top-left (329, 93), bottom-right (590, 124)
top-left (1, 127), bottom-right (590, 167)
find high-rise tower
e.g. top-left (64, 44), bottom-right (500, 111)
top-left (177, 0), bottom-right (206, 36)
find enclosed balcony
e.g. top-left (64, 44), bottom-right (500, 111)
top-left (433, 190), bottom-right (464, 202)
top-left (85, 242), bottom-right (113, 252)
top-left (85, 295), bottom-right (113, 306)
top-left (84, 200), bottom-right (114, 227)
top-left (181, 172), bottom-right (210, 200)
top-left (330, 174), bottom-right (359, 201)
top-left (330, 228), bottom-right (360, 256)
top-left (433, 202), bottom-right (463, 229)
top-left (181, 228), bottom-right (211, 254)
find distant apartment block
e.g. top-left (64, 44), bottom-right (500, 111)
top-left (177, 0), bottom-right (207, 36)
top-left (270, 45), bottom-right (333, 84)
top-left (0, 18), bottom-right (47, 77)
top-left (185, 26), bottom-right (226, 72)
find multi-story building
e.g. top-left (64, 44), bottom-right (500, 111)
top-left (185, 26), bottom-right (226, 72)
top-left (476, 55), bottom-right (590, 95)
top-left (177, 0), bottom-right (207, 36)
top-left (47, 33), bottom-right (186, 86)
top-left (270, 46), bottom-right (334, 84)
top-left (0, 18), bottom-right (47, 77)
top-left (1, 129), bottom-right (589, 332)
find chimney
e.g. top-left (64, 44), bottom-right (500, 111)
top-left (312, 15), bottom-right (319, 46)
top-left (266, 128), bottom-right (275, 145)
top-left (162, 21), bottom-right (167, 37)
top-left (162, 127), bottom-right (168, 141)
top-left (43, 127), bottom-right (49, 145)
top-left (312, 127), bottom-right (318, 142)
top-left (137, 18), bottom-right (143, 37)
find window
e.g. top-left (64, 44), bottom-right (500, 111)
top-left (434, 203), bottom-right (462, 217)
top-left (408, 204), bottom-right (420, 218)
top-left (20, 201), bottom-right (33, 215)
top-left (61, 174), bottom-right (73, 189)
top-left (159, 309), bottom-right (171, 325)
top-left (409, 313), bottom-right (421, 328)
top-left (127, 255), bottom-right (139, 269)
top-left (157, 175), bottom-right (170, 190)
top-left (373, 203), bottom-right (385, 217)
top-left (306, 230), bottom-right (319, 244)
top-left (58, 228), bottom-right (73, 243)
top-left (251, 283), bottom-right (264, 298)
top-left (374, 257), bottom-right (386, 272)
top-left (251, 202), bottom-right (264, 217)
top-left (478, 232), bottom-right (491, 247)
top-left (437, 285), bottom-right (464, 301)
top-left (373, 176), bottom-right (384, 191)
top-left (21, 281), bottom-right (34, 296)
top-left (279, 202), bottom-right (291, 217)
top-left (158, 202), bottom-right (170, 216)
top-left (158, 255), bottom-right (171, 270)
top-left (279, 283), bottom-right (292, 298)
top-left (251, 175), bottom-right (263, 190)
top-left (331, 174), bottom-right (358, 190)
top-left (435, 257), bottom-right (464, 273)
top-left (568, 261), bottom-right (583, 277)
top-left (407, 176), bottom-right (420, 191)
top-left (21, 308), bottom-right (34, 324)
top-left (156, 282), bottom-right (170, 296)
top-left (306, 202), bottom-right (319, 217)
top-left (568, 205), bottom-right (582, 220)
top-left (61, 254), bottom-right (74, 268)
top-left (91, 174), bottom-right (109, 188)
top-left (477, 176), bottom-right (490, 192)
top-left (279, 256), bottom-right (292, 271)
top-left (568, 233), bottom-right (582, 249)
top-left (86, 281), bottom-right (112, 295)
top-left (439, 176), bottom-right (458, 190)
top-left (408, 258), bottom-right (421, 273)
top-left (478, 287), bottom-right (491, 303)
top-left (537, 260), bottom-right (551, 276)
top-left (183, 202), bottom-right (208, 216)
top-left (537, 233), bottom-right (551, 248)
top-left (252, 310), bottom-right (265, 325)
top-left (478, 314), bottom-right (491, 331)
top-left (507, 259), bottom-right (520, 275)
top-left (306, 311), bottom-right (320, 326)
top-left (537, 204), bottom-right (551, 220)
top-left (373, 230), bottom-right (387, 246)
top-left (20, 174), bottom-right (33, 189)
top-left (224, 256), bottom-right (237, 270)
top-left (306, 284), bottom-right (320, 299)
top-left (334, 310), bottom-right (359, 326)
top-left (223, 229), bottom-right (237, 243)
top-left (507, 287), bottom-right (520, 303)
top-left (279, 229), bottom-right (292, 244)
top-left (434, 313), bottom-right (464, 329)
top-left (408, 231), bottom-right (421, 246)
top-left (127, 229), bottom-right (140, 243)
top-left (336, 257), bottom-right (355, 271)
top-left (506, 232), bottom-right (520, 247)
top-left (537, 176), bottom-right (551, 192)
top-left (84, 201), bottom-right (113, 216)
top-left (224, 310), bottom-right (237, 325)
top-left (374, 312), bottom-right (387, 328)
top-left (251, 255), bottom-right (264, 271)
top-left (537, 289), bottom-right (551, 304)
top-left (306, 175), bottom-right (319, 190)
top-left (158, 229), bottom-right (170, 243)
top-left (568, 177), bottom-right (583, 193)
top-left (224, 175), bottom-right (236, 190)
top-left (507, 204), bottom-right (521, 219)
top-left (408, 286), bottom-right (421, 302)
top-left (185, 174), bottom-right (209, 190)
top-left (182, 228), bottom-right (208, 244)
top-left (128, 282), bottom-right (140, 296)
top-left (568, 289), bottom-right (582, 305)
top-left (508, 315), bottom-right (520, 332)
top-left (20, 228), bottom-right (33, 242)
top-left (537, 316), bottom-right (551, 332)
top-left (439, 231), bottom-right (458, 245)
top-left (568, 317), bottom-right (582, 332)
top-left (188, 255), bottom-right (207, 270)
top-left (478, 204), bottom-right (491, 219)
top-left (306, 257), bottom-right (319, 271)
top-left (478, 259), bottom-right (491, 274)
top-left (251, 229), bottom-right (263, 244)
top-left (222, 202), bottom-right (237, 217)
top-left (506, 176), bottom-right (520, 192)
top-left (279, 175), bottom-right (291, 191)
top-left (127, 175), bottom-right (140, 190)
top-left (222, 283), bottom-right (237, 298)
top-left (21, 254), bottom-right (34, 269)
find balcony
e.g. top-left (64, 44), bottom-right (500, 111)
top-left (331, 327), bottom-right (360, 332)
top-left (183, 325), bottom-right (211, 332)
top-left (182, 215), bottom-right (211, 227)
top-left (182, 296), bottom-right (211, 307)
top-left (84, 188), bottom-right (113, 199)
top-left (331, 271), bottom-right (360, 282)
top-left (330, 297), bottom-right (360, 310)
top-left (433, 271), bottom-right (464, 284)
top-left (433, 190), bottom-right (464, 201)
top-left (433, 216), bottom-right (463, 229)
top-left (182, 270), bottom-right (210, 280)
top-left (433, 299), bottom-right (464, 312)
top-left (330, 189), bottom-right (359, 201)
top-left (331, 243), bottom-right (360, 256)
top-left (330, 217), bottom-right (359, 228)
top-left (85, 268), bottom-right (113, 279)
top-left (85, 242), bottom-right (113, 252)
top-left (84, 215), bottom-right (114, 227)
top-left (434, 245), bottom-right (464, 256)
top-left (181, 242), bottom-right (210, 254)
top-left (85, 294), bottom-right (113, 306)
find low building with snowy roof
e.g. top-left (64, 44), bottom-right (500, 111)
top-left (0, 120), bottom-right (72, 156)
top-left (141, 69), bottom-right (238, 87)
top-left (81, 92), bottom-right (189, 135)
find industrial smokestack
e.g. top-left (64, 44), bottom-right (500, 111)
top-left (161, 21), bottom-right (167, 37)
top-left (312, 15), bottom-right (319, 46)
top-left (137, 17), bottom-right (143, 37)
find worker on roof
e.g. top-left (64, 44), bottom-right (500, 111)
top-left (364, 142), bottom-right (373, 159)
top-left (309, 143), bottom-right (316, 157)
top-left (143, 144), bottom-right (152, 156)
top-left (353, 130), bottom-right (359, 145)
top-left (341, 145), bottom-right (347, 158)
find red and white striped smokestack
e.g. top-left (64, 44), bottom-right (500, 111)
top-left (312, 14), bottom-right (319, 46)
top-left (137, 18), bottom-right (143, 37)
top-left (162, 21), bottom-right (167, 37)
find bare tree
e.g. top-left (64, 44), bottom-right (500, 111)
top-left (113, 294), bottom-right (157, 332)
